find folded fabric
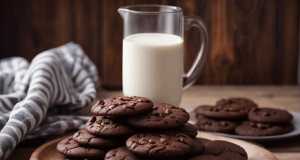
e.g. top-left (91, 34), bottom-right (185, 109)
top-left (0, 42), bottom-right (98, 160)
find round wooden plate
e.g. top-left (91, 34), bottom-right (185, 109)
top-left (30, 132), bottom-right (278, 160)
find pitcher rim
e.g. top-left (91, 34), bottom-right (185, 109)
top-left (118, 5), bottom-right (182, 15)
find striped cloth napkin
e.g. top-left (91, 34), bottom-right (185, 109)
top-left (0, 42), bottom-right (99, 160)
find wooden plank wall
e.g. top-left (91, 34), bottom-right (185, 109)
top-left (0, 0), bottom-right (299, 89)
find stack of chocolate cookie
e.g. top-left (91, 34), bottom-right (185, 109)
top-left (57, 96), bottom-right (153, 159)
top-left (194, 98), bottom-right (294, 136)
top-left (57, 96), bottom-right (248, 160)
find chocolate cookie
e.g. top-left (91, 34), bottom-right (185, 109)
top-left (194, 105), bottom-right (214, 117)
top-left (235, 121), bottom-right (286, 136)
top-left (196, 138), bottom-right (212, 146)
top-left (126, 132), bottom-right (194, 157)
top-left (128, 103), bottom-right (189, 129)
top-left (105, 146), bottom-right (141, 160)
top-left (216, 97), bottom-right (258, 113)
top-left (85, 116), bottom-right (135, 137)
top-left (187, 155), bottom-right (224, 160)
top-left (73, 130), bottom-right (124, 148)
top-left (188, 138), bottom-right (205, 156)
top-left (57, 137), bottom-right (106, 159)
top-left (105, 147), bottom-right (186, 160)
top-left (194, 105), bottom-right (247, 120)
top-left (248, 108), bottom-right (293, 124)
top-left (176, 122), bottom-right (198, 137)
top-left (204, 140), bottom-right (247, 160)
top-left (91, 97), bottom-right (153, 117)
top-left (195, 117), bottom-right (237, 134)
top-left (283, 123), bottom-right (294, 133)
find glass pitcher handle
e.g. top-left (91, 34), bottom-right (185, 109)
top-left (183, 15), bottom-right (209, 90)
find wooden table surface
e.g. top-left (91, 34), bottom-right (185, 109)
top-left (7, 86), bottom-right (300, 160)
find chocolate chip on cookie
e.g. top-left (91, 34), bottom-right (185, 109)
top-left (248, 108), bottom-right (293, 124)
top-left (235, 121), bottom-right (286, 136)
top-left (194, 105), bottom-right (247, 120)
top-left (204, 140), bottom-right (247, 160)
top-left (195, 117), bottom-right (237, 134)
top-left (91, 96), bottom-right (153, 117)
top-left (216, 98), bottom-right (258, 113)
top-left (128, 103), bottom-right (189, 129)
top-left (73, 130), bottom-right (124, 148)
top-left (85, 116), bottom-right (135, 137)
top-left (126, 132), bottom-right (194, 157)
top-left (57, 136), bottom-right (106, 159)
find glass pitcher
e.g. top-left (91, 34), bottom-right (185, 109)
top-left (118, 5), bottom-right (209, 106)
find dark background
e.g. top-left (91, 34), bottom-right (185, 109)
top-left (0, 0), bottom-right (299, 89)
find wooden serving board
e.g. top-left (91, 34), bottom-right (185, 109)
top-left (30, 132), bottom-right (278, 160)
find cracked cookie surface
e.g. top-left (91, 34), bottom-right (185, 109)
top-left (85, 116), bottom-right (136, 137)
top-left (204, 140), bottom-right (247, 160)
top-left (248, 108), bottom-right (293, 124)
top-left (126, 132), bottom-right (194, 157)
top-left (73, 130), bottom-right (124, 148)
top-left (194, 105), bottom-right (247, 120)
top-left (235, 121), bottom-right (286, 136)
top-left (91, 96), bottom-right (153, 117)
top-left (105, 146), bottom-right (141, 160)
top-left (216, 97), bottom-right (258, 113)
top-left (56, 136), bottom-right (106, 159)
top-left (105, 146), bottom-right (186, 160)
top-left (195, 117), bottom-right (237, 134)
top-left (128, 103), bottom-right (189, 129)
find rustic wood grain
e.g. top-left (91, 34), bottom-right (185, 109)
top-left (0, 0), bottom-right (299, 87)
top-left (176, 0), bottom-right (299, 85)
top-left (72, 0), bottom-right (101, 71)
top-left (0, 0), bottom-right (73, 59)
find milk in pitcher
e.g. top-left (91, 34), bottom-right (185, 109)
top-left (122, 33), bottom-right (183, 106)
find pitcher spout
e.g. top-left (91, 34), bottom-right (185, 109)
top-left (118, 8), bottom-right (127, 19)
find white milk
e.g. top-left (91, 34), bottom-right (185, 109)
top-left (123, 33), bottom-right (183, 106)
